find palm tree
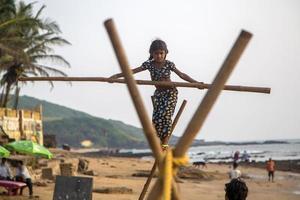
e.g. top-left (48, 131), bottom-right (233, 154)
top-left (0, 0), bottom-right (71, 107)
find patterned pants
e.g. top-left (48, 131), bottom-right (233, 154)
top-left (152, 88), bottom-right (178, 141)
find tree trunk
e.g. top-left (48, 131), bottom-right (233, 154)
top-left (2, 82), bottom-right (12, 107)
top-left (13, 86), bottom-right (20, 109)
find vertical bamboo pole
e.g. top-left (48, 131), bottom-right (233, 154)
top-left (139, 100), bottom-right (187, 200)
top-left (104, 19), bottom-right (163, 161)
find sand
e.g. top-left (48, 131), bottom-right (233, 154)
top-left (0, 150), bottom-right (299, 200)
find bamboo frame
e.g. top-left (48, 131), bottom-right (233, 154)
top-left (17, 17), bottom-right (257, 199)
top-left (18, 76), bottom-right (271, 94)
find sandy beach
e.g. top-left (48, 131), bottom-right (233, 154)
top-left (0, 149), bottom-right (299, 200)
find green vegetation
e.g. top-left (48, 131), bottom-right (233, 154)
top-left (0, 0), bottom-right (70, 108)
top-left (13, 95), bottom-right (148, 148)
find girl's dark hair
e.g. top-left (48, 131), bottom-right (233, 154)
top-left (225, 178), bottom-right (248, 200)
top-left (148, 39), bottom-right (168, 60)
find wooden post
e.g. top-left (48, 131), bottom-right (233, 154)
top-left (138, 100), bottom-right (187, 200)
top-left (104, 19), bottom-right (163, 161)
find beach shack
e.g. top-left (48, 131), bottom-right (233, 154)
top-left (0, 105), bottom-right (43, 145)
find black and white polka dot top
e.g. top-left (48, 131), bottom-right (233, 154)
top-left (141, 60), bottom-right (177, 81)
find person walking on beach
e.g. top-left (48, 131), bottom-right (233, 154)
top-left (110, 39), bottom-right (201, 148)
top-left (225, 178), bottom-right (248, 200)
top-left (266, 157), bottom-right (275, 182)
top-left (233, 151), bottom-right (240, 163)
top-left (228, 162), bottom-right (242, 179)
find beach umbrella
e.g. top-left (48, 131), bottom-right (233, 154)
top-left (0, 146), bottom-right (10, 158)
top-left (5, 140), bottom-right (53, 159)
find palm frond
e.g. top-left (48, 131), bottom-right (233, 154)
top-left (30, 54), bottom-right (70, 68)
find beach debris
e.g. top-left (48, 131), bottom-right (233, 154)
top-left (93, 186), bottom-right (133, 194)
top-left (41, 167), bottom-right (54, 180)
top-left (60, 163), bottom-right (76, 176)
top-left (77, 158), bottom-right (89, 172)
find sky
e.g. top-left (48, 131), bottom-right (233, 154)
top-left (21, 0), bottom-right (300, 141)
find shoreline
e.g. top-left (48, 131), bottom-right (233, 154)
top-left (79, 149), bottom-right (300, 174)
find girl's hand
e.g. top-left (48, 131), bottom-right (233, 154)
top-left (108, 74), bottom-right (118, 83)
top-left (196, 82), bottom-right (204, 89)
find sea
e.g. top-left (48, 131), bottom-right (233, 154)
top-left (119, 139), bottom-right (300, 163)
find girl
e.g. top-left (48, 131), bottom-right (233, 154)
top-left (110, 39), bottom-right (201, 147)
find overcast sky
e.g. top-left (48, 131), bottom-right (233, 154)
top-left (21, 0), bottom-right (300, 141)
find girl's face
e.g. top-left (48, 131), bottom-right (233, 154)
top-left (152, 49), bottom-right (166, 63)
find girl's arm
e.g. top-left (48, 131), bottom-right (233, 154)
top-left (173, 67), bottom-right (199, 83)
top-left (109, 66), bottom-right (145, 79)
top-left (173, 67), bottom-right (203, 89)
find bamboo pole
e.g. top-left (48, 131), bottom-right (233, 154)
top-left (18, 76), bottom-right (271, 94)
top-left (104, 19), bottom-right (163, 162)
top-left (138, 100), bottom-right (187, 200)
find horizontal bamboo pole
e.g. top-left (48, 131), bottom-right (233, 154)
top-left (18, 76), bottom-right (271, 94)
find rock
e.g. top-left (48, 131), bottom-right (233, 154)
top-left (78, 158), bottom-right (89, 172)
top-left (132, 170), bottom-right (157, 178)
top-left (93, 187), bottom-right (133, 194)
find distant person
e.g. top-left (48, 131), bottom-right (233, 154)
top-left (266, 158), bottom-right (275, 182)
top-left (15, 161), bottom-right (33, 197)
top-left (225, 178), bottom-right (248, 200)
top-left (228, 162), bottom-right (242, 179)
top-left (242, 151), bottom-right (250, 163)
top-left (0, 158), bottom-right (12, 180)
top-left (233, 151), bottom-right (240, 163)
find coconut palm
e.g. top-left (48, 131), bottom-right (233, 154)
top-left (0, 0), bottom-right (71, 107)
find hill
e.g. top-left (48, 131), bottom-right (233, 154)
top-left (9, 95), bottom-right (148, 148)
